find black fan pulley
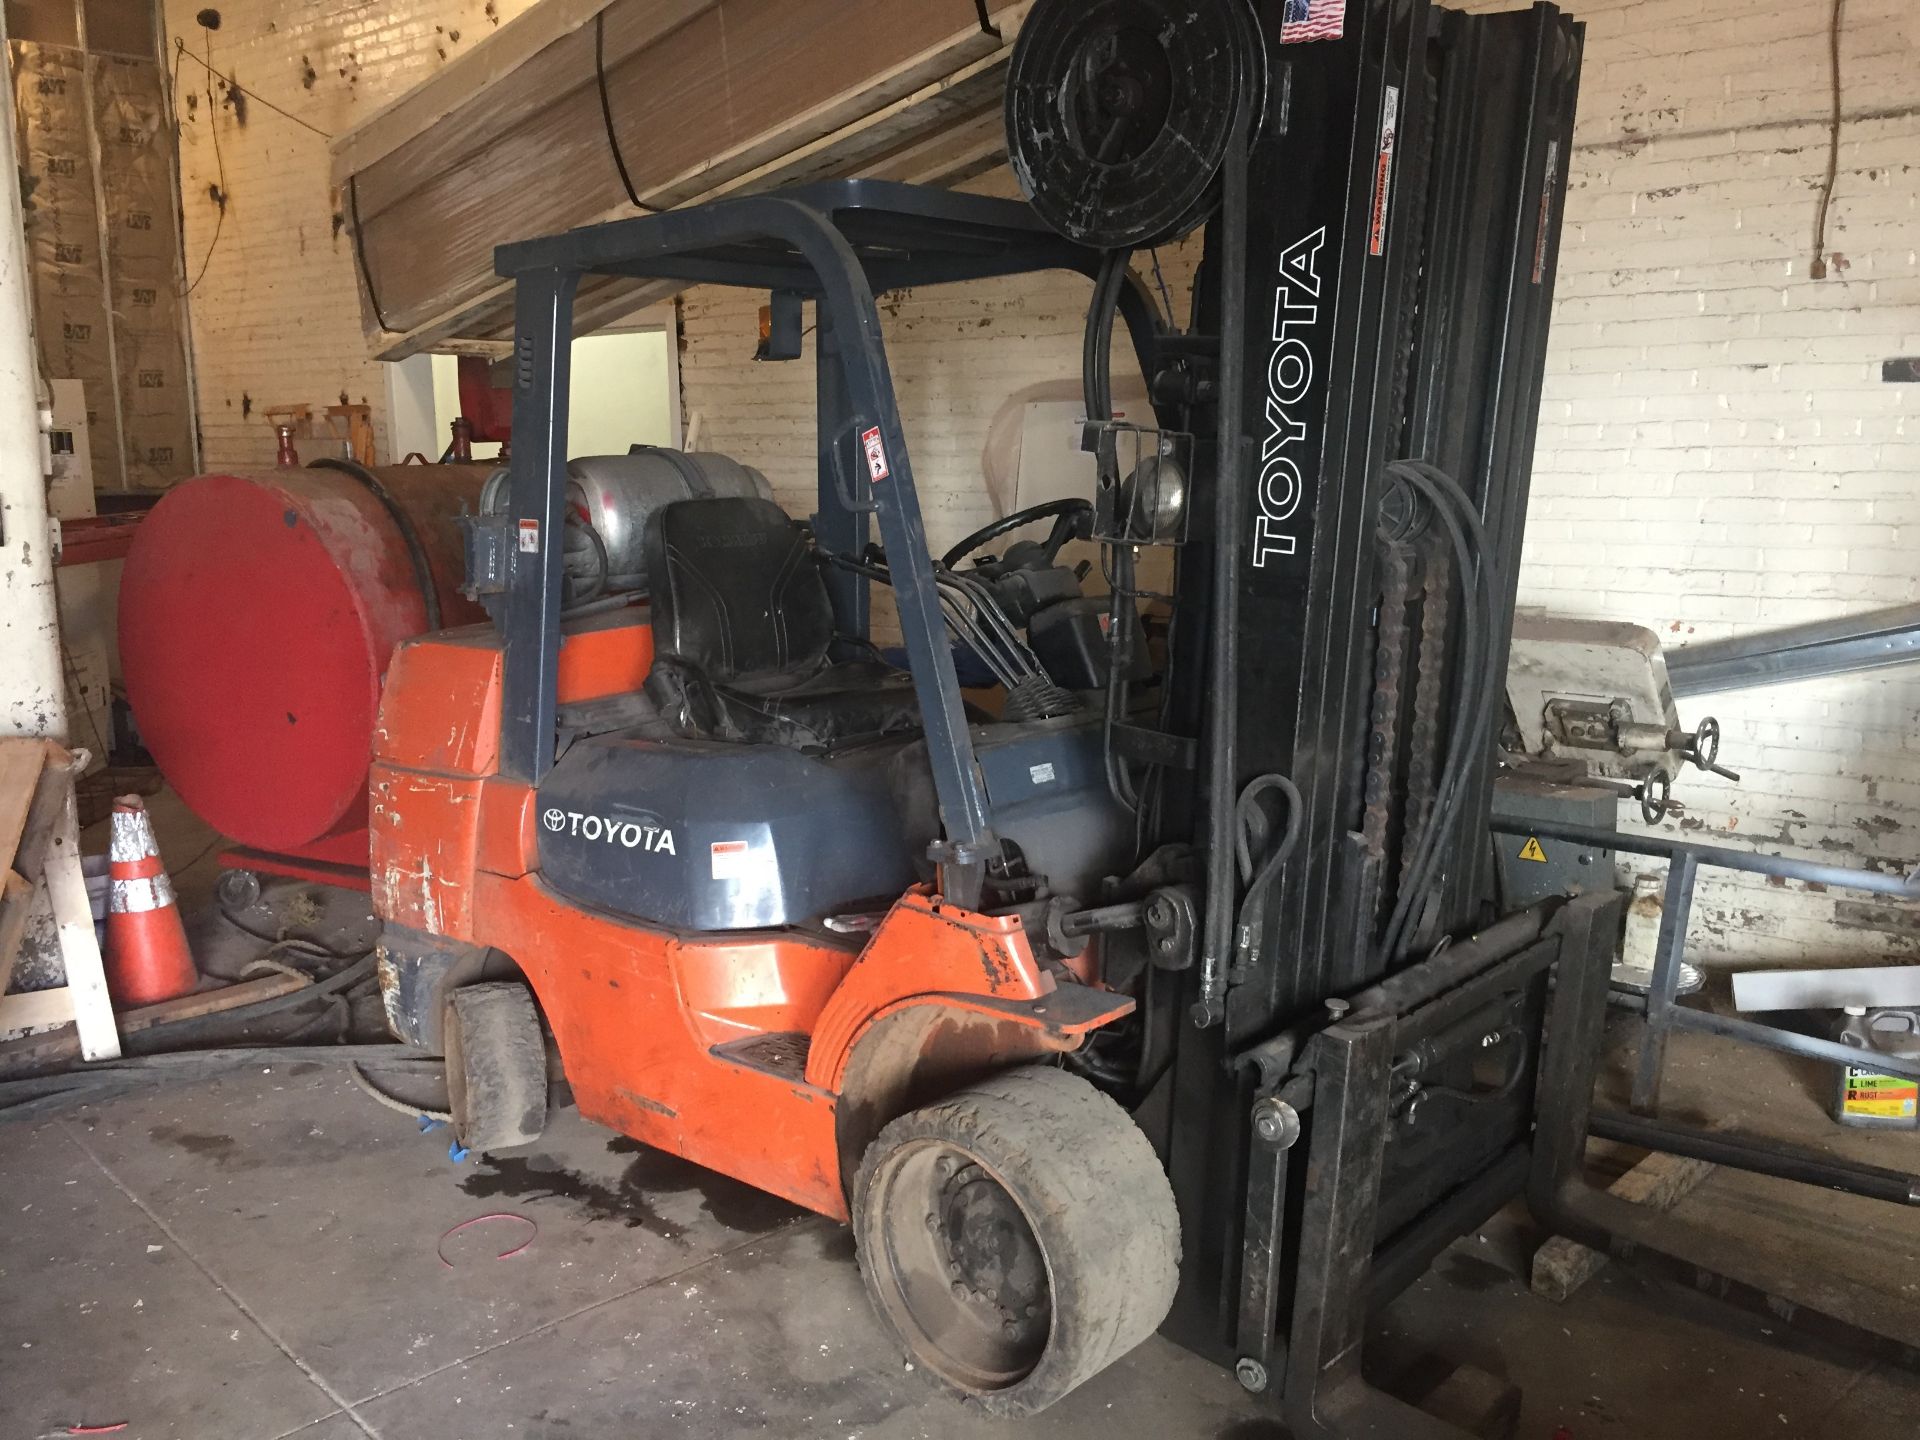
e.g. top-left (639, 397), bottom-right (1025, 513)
top-left (1005, 0), bottom-right (1266, 249)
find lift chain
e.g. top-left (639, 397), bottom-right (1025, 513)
top-left (1397, 533), bottom-right (1454, 926)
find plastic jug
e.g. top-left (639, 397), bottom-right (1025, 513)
top-left (1833, 1007), bottom-right (1920, 1129)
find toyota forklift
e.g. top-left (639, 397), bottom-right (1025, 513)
top-left (370, 0), bottom-right (1628, 1431)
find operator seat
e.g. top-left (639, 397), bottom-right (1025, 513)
top-left (642, 496), bottom-right (919, 750)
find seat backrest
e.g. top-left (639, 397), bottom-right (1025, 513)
top-left (645, 496), bottom-right (835, 686)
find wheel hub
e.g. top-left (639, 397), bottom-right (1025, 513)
top-left (938, 1162), bottom-right (1049, 1335)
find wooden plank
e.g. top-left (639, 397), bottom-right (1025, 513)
top-left (343, 0), bottom-right (716, 215)
top-left (349, 0), bottom-right (1028, 349)
top-left (12, 748), bottom-right (70, 883)
top-left (0, 981), bottom-right (77, 1038)
top-left (45, 780), bottom-right (118, 1061)
top-left (0, 737), bottom-right (52, 875)
top-left (675, 50), bottom-right (1013, 204)
top-left (332, 0), bottom-right (644, 183)
top-left (365, 15), bottom-right (1029, 359)
top-left (0, 870), bottom-right (33, 999)
top-left (0, 971), bottom-right (311, 1071)
top-left (868, 107), bottom-right (1008, 186)
top-left (635, 11), bottom-right (1011, 211)
top-left (1531, 1150), bottom-right (1718, 1302)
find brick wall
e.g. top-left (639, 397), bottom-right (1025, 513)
top-left (681, 0), bottom-right (1920, 965)
top-left (1460, 0), bottom-right (1920, 964)
top-left (164, 0), bottom-right (534, 470)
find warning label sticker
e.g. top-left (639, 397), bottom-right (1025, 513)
top-left (517, 518), bottom-right (541, 554)
top-left (860, 426), bottom-right (890, 483)
top-left (1368, 85), bottom-right (1401, 258)
top-left (710, 840), bottom-right (753, 880)
top-left (1844, 1070), bottom-right (1919, 1119)
top-left (1518, 837), bottom-right (1549, 863)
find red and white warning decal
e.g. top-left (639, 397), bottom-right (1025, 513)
top-left (710, 839), bottom-right (752, 880)
top-left (860, 426), bottom-right (891, 483)
top-left (1368, 84), bottom-right (1400, 258)
top-left (1531, 140), bottom-right (1561, 284)
top-left (517, 518), bottom-right (541, 554)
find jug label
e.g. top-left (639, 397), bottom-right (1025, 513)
top-left (1843, 1069), bottom-right (1919, 1120)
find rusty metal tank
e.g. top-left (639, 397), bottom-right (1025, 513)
top-left (118, 461), bottom-right (491, 880)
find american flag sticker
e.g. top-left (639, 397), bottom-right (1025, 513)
top-left (1281, 0), bottom-right (1345, 44)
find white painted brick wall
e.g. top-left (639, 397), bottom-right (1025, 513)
top-left (164, 0), bottom-right (534, 470)
top-left (683, 0), bottom-right (1920, 966)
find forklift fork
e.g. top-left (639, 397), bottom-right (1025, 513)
top-left (1232, 891), bottom-right (1624, 1437)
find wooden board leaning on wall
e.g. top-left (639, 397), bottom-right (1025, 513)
top-left (332, 0), bottom-right (1031, 360)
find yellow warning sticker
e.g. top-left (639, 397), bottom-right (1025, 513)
top-left (1518, 836), bottom-right (1549, 863)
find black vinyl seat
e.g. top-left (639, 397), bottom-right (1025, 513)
top-left (642, 496), bottom-right (920, 750)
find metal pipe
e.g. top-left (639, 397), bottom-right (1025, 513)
top-left (1667, 602), bottom-right (1920, 698)
top-left (1491, 815), bottom-right (1920, 900)
top-left (1663, 1003), bottom-right (1920, 1085)
top-left (0, 57), bottom-right (66, 743)
top-left (1590, 1109), bottom-right (1920, 1207)
top-left (1059, 900), bottom-right (1148, 937)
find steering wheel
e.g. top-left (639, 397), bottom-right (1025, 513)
top-left (941, 498), bottom-right (1094, 570)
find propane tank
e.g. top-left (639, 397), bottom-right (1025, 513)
top-left (119, 463), bottom-right (490, 868)
top-left (479, 449), bottom-right (774, 603)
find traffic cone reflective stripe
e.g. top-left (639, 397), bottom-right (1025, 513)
top-left (104, 796), bottom-right (199, 1007)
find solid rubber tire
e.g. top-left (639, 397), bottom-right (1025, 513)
top-left (853, 1063), bottom-right (1180, 1416)
top-left (444, 982), bottom-right (547, 1153)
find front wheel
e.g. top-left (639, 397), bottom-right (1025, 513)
top-left (853, 1064), bottom-right (1179, 1416)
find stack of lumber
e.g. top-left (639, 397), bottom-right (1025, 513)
top-left (333, 0), bottom-right (1031, 359)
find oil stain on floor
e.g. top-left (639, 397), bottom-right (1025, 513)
top-left (458, 1136), bottom-right (804, 1243)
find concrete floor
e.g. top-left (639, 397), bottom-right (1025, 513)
top-left (5, 794), bottom-right (1917, 1437)
top-left (2, 1031), bottom-right (1917, 1440)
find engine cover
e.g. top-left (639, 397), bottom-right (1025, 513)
top-left (535, 734), bottom-right (917, 931)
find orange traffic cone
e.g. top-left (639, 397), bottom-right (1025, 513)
top-left (104, 795), bottom-right (199, 1007)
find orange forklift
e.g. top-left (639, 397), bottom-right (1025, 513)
top-left (370, 1), bottom-right (1619, 1431)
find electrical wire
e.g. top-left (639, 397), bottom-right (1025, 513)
top-left (1808, 0), bottom-right (1847, 279)
top-left (1082, 249), bottom-right (1144, 814)
top-left (171, 36), bottom-right (333, 139)
top-left (1230, 773), bottom-right (1303, 972)
top-left (171, 32), bottom-right (334, 298)
top-left (179, 33), bottom-right (226, 297)
top-left (217, 902), bottom-right (374, 963)
top-left (1376, 460), bottom-right (1505, 964)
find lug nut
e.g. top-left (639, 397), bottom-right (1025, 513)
top-left (952, 1281), bottom-right (968, 1298)
top-left (926, 1214), bottom-right (940, 1231)
top-left (1003, 1321), bottom-right (1020, 1338)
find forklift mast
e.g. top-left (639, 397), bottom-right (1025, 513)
top-left (1128, 0), bottom-right (1586, 1384)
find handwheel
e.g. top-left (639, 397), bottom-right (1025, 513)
top-left (444, 982), bottom-right (548, 1154)
top-left (854, 1064), bottom-right (1179, 1416)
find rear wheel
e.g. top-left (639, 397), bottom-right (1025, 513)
top-left (853, 1064), bottom-right (1179, 1416)
top-left (444, 982), bottom-right (547, 1153)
